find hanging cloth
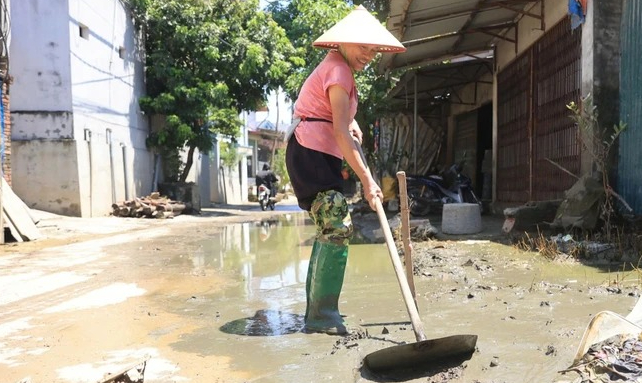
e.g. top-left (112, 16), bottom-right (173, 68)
top-left (569, 0), bottom-right (586, 30)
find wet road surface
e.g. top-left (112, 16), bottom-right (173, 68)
top-left (1, 204), bottom-right (639, 382)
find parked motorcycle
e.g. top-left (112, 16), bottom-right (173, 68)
top-left (257, 183), bottom-right (276, 211)
top-left (406, 163), bottom-right (481, 216)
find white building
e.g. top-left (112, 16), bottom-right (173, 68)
top-left (10, 0), bottom-right (153, 217)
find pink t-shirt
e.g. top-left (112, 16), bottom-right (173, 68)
top-left (293, 50), bottom-right (358, 159)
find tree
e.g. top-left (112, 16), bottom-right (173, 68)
top-left (129, 0), bottom-right (297, 182)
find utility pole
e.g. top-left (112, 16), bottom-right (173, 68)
top-left (271, 88), bottom-right (280, 167)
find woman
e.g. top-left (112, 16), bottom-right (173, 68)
top-left (285, 5), bottom-right (406, 335)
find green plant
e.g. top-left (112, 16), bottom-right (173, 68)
top-left (220, 141), bottom-right (240, 170)
top-left (567, 94), bottom-right (630, 240)
top-left (272, 148), bottom-right (289, 191)
top-left (514, 231), bottom-right (570, 260)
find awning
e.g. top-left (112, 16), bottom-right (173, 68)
top-left (379, 0), bottom-right (543, 72)
top-left (387, 57), bottom-right (493, 109)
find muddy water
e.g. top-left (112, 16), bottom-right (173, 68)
top-left (151, 213), bottom-right (639, 382)
top-left (1, 211), bottom-right (639, 383)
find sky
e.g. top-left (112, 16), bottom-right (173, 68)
top-left (258, 88), bottom-right (293, 130)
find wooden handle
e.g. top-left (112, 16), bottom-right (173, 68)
top-left (353, 139), bottom-right (427, 342)
top-left (374, 198), bottom-right (427, 342)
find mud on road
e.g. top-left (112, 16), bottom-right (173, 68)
top-left (2, 203), bottom-right (640, 383)
top-left (351, 211), bottom-right (641, 383)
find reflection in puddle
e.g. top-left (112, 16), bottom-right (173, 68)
top-left (220, 309), bottom-right (304, 336)
top-left (187, 214), bottom-right (315, 297)
top-left (186, 213), bottom-right (400, 302)
top-left (188, 214), bottom-right (395, 341)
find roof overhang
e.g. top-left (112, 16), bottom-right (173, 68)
top-left (388, 57), bottom-right (493, 109)
top-left (379, 0), bottom-right (543, 72)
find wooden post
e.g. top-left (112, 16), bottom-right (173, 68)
top-left (397, 171), bottom-right (417, 308)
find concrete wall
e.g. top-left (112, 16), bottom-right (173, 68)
top-left (581, 0), bottom-right (623, 178)
top-left (10, 0), bottom-right (73, 116)
top-left (12, 140), bottom-right (82, 215)
top-left (69, 0), bottom-right (151, 215)
top-left (10, 0), bottom-right (152, 217)
top-left (9, 0), bottom-right (77, 213)
top-left (209, 139), bottom-right (248, 205)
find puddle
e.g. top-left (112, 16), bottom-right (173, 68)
top-left (220, 309), bottom-right (304, 336)
top-left (2, 211), bottom-right (639, 383)
top-left (171, 213), bottom-right (639, 382)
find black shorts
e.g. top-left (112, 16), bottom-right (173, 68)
top-left (286, 134), bottom-right (344, 211)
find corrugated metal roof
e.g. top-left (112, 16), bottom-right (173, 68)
top-left (380, 0), bottom-right (541, 71)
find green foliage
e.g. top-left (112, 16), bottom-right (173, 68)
top-left (567, 94), bottom-right (627, 176)
top-left (129, 0), bottom-right (296, 182)
top-left (567, 93), bottom-right (629, 239)
top-left (219, 141), bottom-right (240, 170)
top-left (266, 0), bottom-right (352, 99)
top-left (353, 62), bottom-right (401, 148)
top-left (272, 148), bottom-right (290, 189)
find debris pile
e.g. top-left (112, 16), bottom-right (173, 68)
top-left (111, 192), bottom-right (186, 219)
top-left (562, 334), bottom-right (642, 382)
top-left (388, 214), bottom-right (438, 242)
top-left (2, 177), bottom-right (42, 243)
top-left (551, 234), bottom-right (615, 259)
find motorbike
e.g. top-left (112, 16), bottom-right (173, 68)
top-left (406, 163), bottom-right (481, 216)
top-left (257, 183), bottom-right (277, 211)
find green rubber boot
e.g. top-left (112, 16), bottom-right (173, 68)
top-left (304, 240), bottom-right (349, 335)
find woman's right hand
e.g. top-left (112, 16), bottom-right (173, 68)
top-left (363, 176), bottom-right (383, 211)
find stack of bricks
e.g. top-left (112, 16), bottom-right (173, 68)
top-left (1, 59), bottom-right (9, 186)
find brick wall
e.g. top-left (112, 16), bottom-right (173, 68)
top-left (1, 59), bottom-right (9, 186)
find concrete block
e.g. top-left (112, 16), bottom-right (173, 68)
top-left (442, 203), bottom-right (482, 234)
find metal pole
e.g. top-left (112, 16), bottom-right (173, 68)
top-left (0, 170), bottom-right (3, 245)
top-left (0, 81), bottom-right (4, 244)
top-left (413, 75), bottom-right (418, 174)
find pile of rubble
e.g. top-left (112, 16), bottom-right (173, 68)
top-left (561, 334), bottom-right (642, 382)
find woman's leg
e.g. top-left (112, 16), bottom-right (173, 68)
top-left (304, 190), bottom-right (353, 335)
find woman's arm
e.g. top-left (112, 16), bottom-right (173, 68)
top-left (328, 85), bottom-right (382, 210)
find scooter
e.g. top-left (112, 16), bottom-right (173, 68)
top-left (406, 163), bottom-right (481, 216)
top-left (257, 183), bottom-right (276, 211)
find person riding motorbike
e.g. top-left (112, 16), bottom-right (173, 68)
top-left (256, 164), bottom-right (278, 198)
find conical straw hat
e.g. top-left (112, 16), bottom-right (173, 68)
top-left (313, 5), bottom-right (406, 53)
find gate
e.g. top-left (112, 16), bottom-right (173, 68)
top-left (496, 18), bottom-right (581, 203)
